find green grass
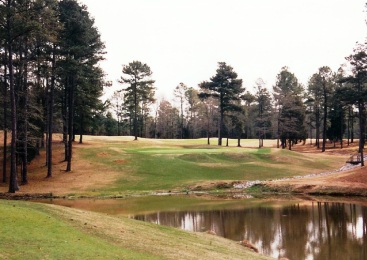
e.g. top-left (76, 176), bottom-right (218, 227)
top-left (78, 137), bottom-right (344, 194)
top-left (0, 200), bottom-right (150, 259)
top-left (0, 199), bottom-right (270, 260)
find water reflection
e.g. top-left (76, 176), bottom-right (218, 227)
top-left (133, 202), bottom-right (367, 260)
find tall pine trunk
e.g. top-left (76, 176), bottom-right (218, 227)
top-left (66, 76), bottom-right (75, 172)
top-left (207, 107), bottom-right (210, 145)
top-left (322, 85), bottom-right (327, 152)
top-left (218, 106), bottom-right (223, 146)
top-left (62, 78), bottom-right (68, 161)
top-left (358, 82), bottom-right (365, 167)
top-left (315, 106), bottom-right (320, 148)
top-left (47, 47), bottom-right (56, 178)
top-left (133, 81), bottom-right (138, 141)
top-left (7, 0), bottom-right (19, 192)
top-left (2, 49), bottom-right (7, 183)
top-left (20, 40), bottom-right (29, 185)
top-left (347, 106), bottom-right (351, 146)
top-left (79, 112), bottom-right (84, 144)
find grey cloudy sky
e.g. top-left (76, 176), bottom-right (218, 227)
top-left (79, 0), bottom-right (366, 100)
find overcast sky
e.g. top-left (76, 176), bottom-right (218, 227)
top-left (79, 0), bottom-right (367, 100)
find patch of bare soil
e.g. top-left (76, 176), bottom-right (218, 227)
top-left (113, 159), bottom-right (127, 164)
top-left (97, 152), bottom-right (111, 157)
top-left (337, 167), bottom-right (367, 184)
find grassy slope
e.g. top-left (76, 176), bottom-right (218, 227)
top-left (0, 200), bottom-right (270, 260)
top-left (79, 137), bottom-right (344, 194)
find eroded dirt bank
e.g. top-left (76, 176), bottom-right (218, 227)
top-left (260, 166), bottom-right (367, 196)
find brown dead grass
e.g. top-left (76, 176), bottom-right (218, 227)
top-left (262, 140), bottom-right (367, 196)
top-left (0, 136), bottom-right (121, 196)
top-left (265, 162), bottom-right (367, 196)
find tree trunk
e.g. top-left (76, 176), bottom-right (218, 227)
top-left (207, 106), bottom-right (210, 145)
top-left (133, 81), bottom-right (138, 141)
top-left (62, 81), bottom-right (68, 161)
top-left (66, 76), bottom-right (75, 172)
top-left (358, 98), bottom-right (365, 167)
top-left (288, 138), bottom-right (292, 150)
top-left (2, 129), bottom-right (7, 183)
top-left (21, 42), bottom-right (29, 185)
top-left (351, 113), bottom-right (354, 143)
top-left (180, 98), bottom-right (184, 139)
top-left (340, 109), bottom-right (343, 149)
top-left (117, 118), bottom-right (120, 136)
top-left (47, 47), bottom-right (56, 178)
top-left (309, 119), bottom-right (313, 145)
top-left (322, 85), bottom-right (327, 152)
top-left (316, 106), bottom-right (320, 148)
top-left (2, 49), bottom-right (7, 183)
top-left (347, 106), bottom-right (350, 146)
top-left (276, 107), bottom-right (280, 148)
top-left (7, 0), bottom-right (19, 192)
top-left (218, 109), bottom-right (223, 146)
top-left (79, 112), bottom-right (84, 144)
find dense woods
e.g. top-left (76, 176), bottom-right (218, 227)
top-left (1, 0), bottom-right (367, 193)
top-left (0, 0), bottom-right (106, 192)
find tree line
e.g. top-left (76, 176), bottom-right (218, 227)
top-left (113, 57), bottom-right (366, 167)
top-left (0, 0), bottom-right (106, 193)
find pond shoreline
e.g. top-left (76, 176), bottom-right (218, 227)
top-left (1, 182), bottom-right (366, 200)
top-left (1, 161), bottom-right (366, 200)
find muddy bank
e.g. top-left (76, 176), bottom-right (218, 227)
top-left (0, 192), bottom-right (54, 200)
top-left (254, 164), bottom-right (367, 197)
top-left (254, 183), bottom-right (367, 197)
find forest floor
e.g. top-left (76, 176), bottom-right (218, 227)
top-left (0, 133), bottom-right (366, 198)
top-left (0, 136), bottom-right (122, 197)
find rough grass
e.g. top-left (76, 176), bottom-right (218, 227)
top-left (0, 199), bottom-right (271, 260)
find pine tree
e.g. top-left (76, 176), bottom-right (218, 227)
top-left (199, 62), bottom-right (244, 146)
top-left (273, 67), bottom-right (306, 150)
top-left (58, 0), bottom-right (105, 171)
top-left (119, 61), bottom-right (155, 141)
top-left (340, 44), bottom-right (367, 166)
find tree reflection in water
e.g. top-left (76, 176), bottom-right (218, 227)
top-left (133, 202), bottom-right (367, 260)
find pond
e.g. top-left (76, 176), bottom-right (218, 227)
top-left (38, 195), bottom-right (367, 260)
